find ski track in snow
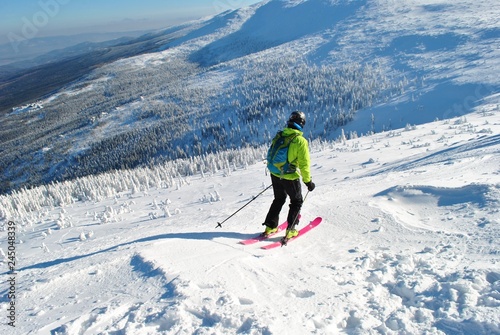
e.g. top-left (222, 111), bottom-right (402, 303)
top-left (1, 110), bottom-right (499, 334)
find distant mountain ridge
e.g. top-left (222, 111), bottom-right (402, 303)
top-left (0, 31), bottom-right (149, 67)
top-left (0, 22), bottom-right (205, 114)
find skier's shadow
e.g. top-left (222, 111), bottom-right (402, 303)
top-left (16, 231), bottom-right (251, 272)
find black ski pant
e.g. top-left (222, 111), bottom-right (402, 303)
top-left (264, 174), bottom-right (303, 230)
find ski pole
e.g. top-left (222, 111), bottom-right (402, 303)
top-left (280, 190), bottom-right (310, 247)
top-left (215, 184), bottom-right (273, 228)
top-left (290, 190), bottom-right (310, 227)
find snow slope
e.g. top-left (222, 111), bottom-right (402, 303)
top-left (1, 106), bottom-right (499, 334)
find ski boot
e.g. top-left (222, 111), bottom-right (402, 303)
top-left (262, 226), bottom-right (278, 237)
top-left (281, 229), bottom-right (299, 246)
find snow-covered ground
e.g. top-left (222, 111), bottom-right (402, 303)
top-left (1, 105), bottom-right (499, 334)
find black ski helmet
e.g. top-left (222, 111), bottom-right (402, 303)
top-left (288, 111), bottom-right (306, 129)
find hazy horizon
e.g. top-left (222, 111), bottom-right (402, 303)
top-left (0, 0), bottom-right (261, 61)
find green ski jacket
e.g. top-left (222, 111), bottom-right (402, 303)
top-left (270, 127), bottom-right (311, 183)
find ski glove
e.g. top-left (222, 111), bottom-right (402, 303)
top-left (305, 181), bottom-right (315, 192)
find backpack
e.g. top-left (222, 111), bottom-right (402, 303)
top-left (267, 131), bottom-right (299, 175)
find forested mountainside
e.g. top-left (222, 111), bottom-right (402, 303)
top-left (0, 0), bottom-right (498, 194)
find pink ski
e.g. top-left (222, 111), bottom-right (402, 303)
top-left (261, 217), bottom-right (322, 250)
top-left (239, 215), bottom-right (301, 245)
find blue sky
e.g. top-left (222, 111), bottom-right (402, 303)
top-left (0, 0), bottom-right (261, 43)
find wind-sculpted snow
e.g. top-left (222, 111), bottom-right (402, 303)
top-left (375, 184), bottom-right (495, 208)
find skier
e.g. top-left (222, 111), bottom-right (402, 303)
top-left (263, 111), bottom-right (315, 239)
